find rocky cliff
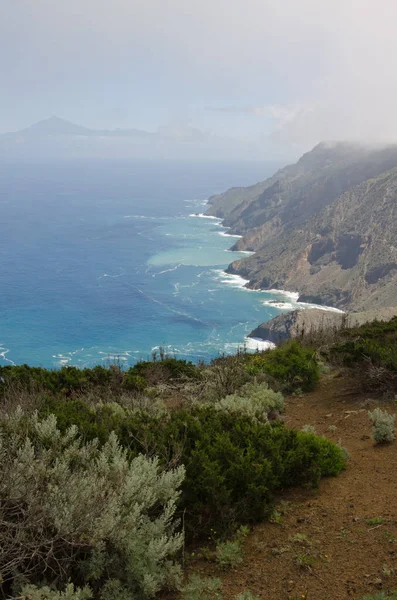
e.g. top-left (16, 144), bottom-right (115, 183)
top-left (248, 307), bottom-right (397, 343)
top-left (207, 142), bottom-right (397, 311)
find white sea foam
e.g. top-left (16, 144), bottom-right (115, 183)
top-left (189, 213), bottom-right (221, 220)
top-left (218, 231), bottom-right (243, 238)
top-left (264, 290), bottom-right (344, 313)
top-left (154, 264), bottom-right (182, 276)
top-left (267, 289), bottom-right (300, 301)
top-left (262, 301), bottom-right (296, 310)
top-left (0, 344), bottom-right (15, 365)
top-left (244, 337), bottom-right (276, 351)
top-left (213, 270), bottom-right (250, 288)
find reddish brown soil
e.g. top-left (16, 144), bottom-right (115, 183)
top-left (181, 372), bottom-right (397, 600)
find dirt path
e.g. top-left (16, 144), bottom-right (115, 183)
top-left (189, 373), bottom-right (397, 599)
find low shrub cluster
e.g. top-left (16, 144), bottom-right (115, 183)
top-left (0, 342), bottom-right (348, 599)
top-left (243, 341), bottom-right (320, 393)
top-left (35, 399), bottom-right (345, 539)
top-left (0, 411), bottom-right (184, 599)
top-left (368, 408), bottom-right (396, 444)
top-left (0, 363), bottom-right (123, 397)
top-left (212, 381), bottom-right (284, 423)
top-left (0, 357), bottom-right (200, 400)
top-left (181, 575), bottom-right (223, 600)
top-left (326, 317), bottom-right (397, 391)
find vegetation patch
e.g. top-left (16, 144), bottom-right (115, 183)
top-left (244, 341), bottom-right (320, 393)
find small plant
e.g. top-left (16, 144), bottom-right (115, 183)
top-left (216, 540), bottom-right (244, 570)
top-left (270, 545), bottom-right (291, 556)
top-left (329, 424), bottom-right (337, 433)
top-left (368, 408), bottom-right (395, 444)
top-left (181, 575), bottom-right (223, 600)
top-left (235, 525), bottom-right (251, 540)
top-left (337, 528), bottom-right (351, 540)
top-left (382, 563), bottom-right (395, 576)
top-left (365, 517), bottom-right (385, 526)
top-left (236, 591), bottom-right (261, 600)
top-left (291, 533), bottom-right (311, 545)
top-left (384, 531), bottom-right (396, 544)
top-left (294, 552), bottom-right (316, 570)
top-left (301, 424), bottom-right (317, 434)
top-left (269, 509), bottom-right (283, 524)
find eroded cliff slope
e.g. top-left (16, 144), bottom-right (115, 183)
top-left (207, 142), bottom-right (397, 310)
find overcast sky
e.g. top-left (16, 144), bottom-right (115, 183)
top-left (2, 0), bottom-right (397, 157)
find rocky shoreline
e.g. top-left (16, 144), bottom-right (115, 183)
top-left (247, 307), bottom-right (397, 343)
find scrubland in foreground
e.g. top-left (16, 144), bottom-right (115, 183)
top-left (1, 317), bottom-right (397, 600)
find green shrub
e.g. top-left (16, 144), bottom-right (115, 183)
top-left (33, 399), bottom-right (346, 540)
top-left (181, 575), bottom-right (223, 600)
top-left (122, 372), bottom-right (147, 392)
top-left (21, 584), bottom-right (93, 600)
top-left (127, 357), bottom-right (200, 385)
top-left (0, 364), bottom-right (121, 397)
top-left (215, 540), bottom-right (243, 569)
top-left (0, 410), bottom-right (185, 599)
top-left (214, 381), bottom-right (284, 422)
top-left (327, 317), bottom-right (397, 390)
top-left (244, 341), bottom-right (320, 392)
top-left (368, 408), bottom-right (396, 444)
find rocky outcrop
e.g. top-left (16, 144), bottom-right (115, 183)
top-left (248, 307), bottom-right (397, 343)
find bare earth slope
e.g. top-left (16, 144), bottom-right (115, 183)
top-left (182, 374), bottom-right (397, 600)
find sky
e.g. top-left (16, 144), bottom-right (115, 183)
top-left (2, 0), bottom-right (397, 158)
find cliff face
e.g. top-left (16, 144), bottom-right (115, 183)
top-left (248, 307), bottom-right (397, 343)
top-left (207, 142), bottom-right (397, 310)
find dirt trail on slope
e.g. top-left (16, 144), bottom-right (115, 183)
top-left (189, 373), bottom-right (397, 600)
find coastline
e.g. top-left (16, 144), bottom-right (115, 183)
top-left (200, 204), bottom-right (344, 316)
top-left (189, 206), bottom-right (343, 351)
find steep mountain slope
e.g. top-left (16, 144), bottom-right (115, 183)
top-left (207, 143), bottom-right (397, 310)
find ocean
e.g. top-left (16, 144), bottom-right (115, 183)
top-left (0, 159), bottom-right (297, 368)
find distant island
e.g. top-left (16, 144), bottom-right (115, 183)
top-left (0, 116), bottom-right (262, 161)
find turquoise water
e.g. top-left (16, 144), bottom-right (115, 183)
top-left (0, 159), bottom-right (297, 368)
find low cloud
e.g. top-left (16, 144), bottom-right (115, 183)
top-left (3, 0), bottom-right (397, 156)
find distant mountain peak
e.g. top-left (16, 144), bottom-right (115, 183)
top-left (23, 116), bottom-right (92, 136)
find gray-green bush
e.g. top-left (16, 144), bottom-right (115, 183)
top-left (0, 410), bottom-right (185, 599)
top-left (20, 584), bottom-right (93, 600)
top-left (181, 574), bottom-right (223, 600)
top-left (214, 381), bottom-right (284, 423)
top-left (368, 408), bottom-right (396, 443)
top-left (301, 424), bottom-right (317, 434)
top-left (215, 540), bottom-right (244, 570)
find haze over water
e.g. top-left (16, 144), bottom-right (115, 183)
top-left (0, 159), bottom-right (295, 368)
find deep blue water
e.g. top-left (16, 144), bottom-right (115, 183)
top-left (0, 160), bottom-right (293, 368)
